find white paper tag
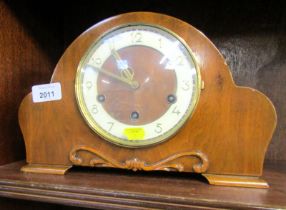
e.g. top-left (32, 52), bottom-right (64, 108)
top-left (32, 82), bottom-right (62, 103)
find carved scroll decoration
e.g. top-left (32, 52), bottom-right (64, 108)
top-left (69, 145), bottom-right (209, 173)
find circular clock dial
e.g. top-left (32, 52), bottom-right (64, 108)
top-left (75, 24), bottom-right (201, 147)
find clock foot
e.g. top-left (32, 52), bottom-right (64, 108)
top-left (21, 164), bottom-right (72, 175)
top-left (202, 173), bottom-right (269, 188)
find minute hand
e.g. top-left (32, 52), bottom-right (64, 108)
top-left (111, 49), bottom-right (134, 81)
top-left (87, 64), bottom-right (139, 89)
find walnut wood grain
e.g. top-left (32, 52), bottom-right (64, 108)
top-left (21, 164), bottom-right (71, 175)
top-left (18, 12), bottom-right (277, 188)
top-left (0, 1), bottom-right (56, 165)
top-left (203, 174), bottom-right (269, 188)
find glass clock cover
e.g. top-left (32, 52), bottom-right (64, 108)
top-left (75, 24), bottom-right (201, 147)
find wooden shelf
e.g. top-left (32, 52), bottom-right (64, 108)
top-left (1, 1), bottom-right (286, 209)
top-left (0, 161), bottom-right (285, 209)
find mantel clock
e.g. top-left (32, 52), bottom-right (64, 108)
top-left (19, 12), bottom-right (277, 188)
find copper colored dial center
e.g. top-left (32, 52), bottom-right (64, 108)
top-left (97, 46), bottom-right (177, 125)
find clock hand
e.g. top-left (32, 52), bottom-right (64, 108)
top-left (86, 64), bottom-right (139, 89)
top-left (111, 49), bottom-right (135, 81)
top-left (111, 49), bottom-right (122, 63)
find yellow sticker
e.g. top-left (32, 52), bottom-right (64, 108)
top-left (123, 127), bottom-right (145, 140)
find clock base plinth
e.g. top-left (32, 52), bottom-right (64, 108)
top-left (202, 174), bottom-right (269, 188)
top-left (21, 164), bottom-right (72, 175)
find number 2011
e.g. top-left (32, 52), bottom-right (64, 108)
top-left (40, 91), bottom-right (54, 98)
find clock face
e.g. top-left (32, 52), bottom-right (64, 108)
top-left (75, 24), bottom-right (201, 147)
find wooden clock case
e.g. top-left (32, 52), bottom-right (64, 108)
top-left (19, 12), bottom-right (277, 188)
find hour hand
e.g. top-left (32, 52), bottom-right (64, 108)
top-left (86, 64), bottom-right (139, 89)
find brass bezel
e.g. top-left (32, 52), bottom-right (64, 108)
top-left (75, 23), bottom-right (202, 148)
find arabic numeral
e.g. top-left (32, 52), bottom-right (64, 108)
top-left (182, 80), bottom-right (191, 91)
top-left (86, 81), bottom-right (92, 90)
top-left (107, 122), bottom-right (114, 131)
top-left (172, 106), bottom-right (181, 115)
top-left (108, 39), bottom-right (115, 50)
top-left (91, 57), bottom-right (102, 65)
top-left (155, 123), bottom-right (163, 134)
top-left (91, 105), bottom-right (98, 114)
top-left (176, 56), bottom-right (184, 65)
top-left (158, 38), bottom-right (162, 48)
top-left (39, 91), bottom-right (54, 98)
top-left (131, 32), bottom-right (142, 43)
